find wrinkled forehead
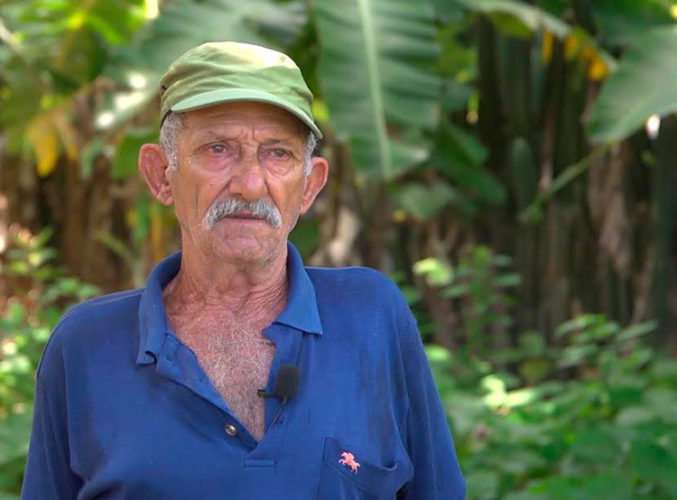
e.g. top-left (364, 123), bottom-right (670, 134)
top-left (181, 101), bottom-right (308, 140)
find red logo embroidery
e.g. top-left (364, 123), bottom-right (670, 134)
top-left (338, 451), bottom-right (360, 473)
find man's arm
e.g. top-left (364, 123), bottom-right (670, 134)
top-left (399, 307), bottom-right (466, 499)
top-left (22, 334), bottom-right (82, 499)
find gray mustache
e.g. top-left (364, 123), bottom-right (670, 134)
top-left (205, 198), bottom-right (283, 230)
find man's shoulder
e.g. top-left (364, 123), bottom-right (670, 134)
top-left (59, 288), bottom-right (144, 327)
top-left (305, 265), bottom-right (406, 308)
top-left (47, 288), bottom-right (143, 350)
top-left (306, 265), bottom-right (398, 290)
top-left (37, 288), bottom-right (144, 378)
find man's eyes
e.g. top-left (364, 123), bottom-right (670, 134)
top-left (208, 144), bottom-right (230, 154)
top-left (202, 143), bottom-right (296, 163)
top-left (270, 148), bottom-right (292, 159)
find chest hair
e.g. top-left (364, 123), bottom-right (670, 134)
top-left (174, 318), bottom-right (276, 441)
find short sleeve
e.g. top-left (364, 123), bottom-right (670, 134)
top-left (21, 331), bottom-right (82, 499)
top-left (398, 303), bottom-right (466, 499)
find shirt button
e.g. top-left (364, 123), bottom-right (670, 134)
top-left (224, 424), bottom-right (238, 437)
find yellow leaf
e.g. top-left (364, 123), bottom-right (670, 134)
top-left (125, 209), bottom-right (137, 229)
top-left (564, 34), bottom-right (580, 60)
top-left (542, 31), bottom-right (554, 65)
top-left (26, 114), bottom-right (60, 177)
top-left (53, 109), bottom-right (79, 161)
top-left (582, 46), bottom-right (595, 61)
top-left (588, 56), bottom-right (609, 81)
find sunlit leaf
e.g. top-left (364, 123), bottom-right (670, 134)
top-left (616, 320), bottom-right (658, 343)
top-left (99, 0), bottom-right (307, 130)
top-left (413, 257), bottom-right (453, 286)
top-left (391, 181), bottom-right (464, 220)
top-left (455, 0), bottom-right (571, 39)
top-left (588, 25), bottom-right (677, 143)
top-left (316, 0), bottom-right (441, 178)
top-left (557, 344), bottom-right (598, 368)
top-left (555, 314), bottom-right (606, 338)
top-left (25, 113), bottom-right (60, 176)
top-left (118, 0), bottom-right (305, 74)
top-left (52, 107), bottom-right (79, 161)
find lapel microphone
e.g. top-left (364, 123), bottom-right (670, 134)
top-left (257, 364), bottom-right (300, 401)
top-left (257, 364), bottom-right (300, 430)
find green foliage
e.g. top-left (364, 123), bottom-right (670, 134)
top-left (429, 124), bottom-right (506, 210)
top-left (453, 0), bottom-right (571, 39)
top-left (99, 0), bottom-right (307, 130)
top-left (429, 315), bottom-right (677, 499)
top-left (1, 1), bottom-right (677, 496)
top-left (0, 0), bottom-right (145, 135)
top-left (587, 25), bottom-right (677, 143)
top-left (519, 147), bottom-right (608, 223)
top-left (415, 246), bottom-right (521, 351)
top-left (315, 0), bottom-right (441, 178)
top-left (508, 137), bottom-right (538, 211)
top-left (0, 229), bottom-right (98, 495)
top-left (391, 181), bottom-right (465, 221)
top-left (591, 0), bottom-right (676, 45)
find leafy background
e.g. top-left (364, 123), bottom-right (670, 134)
top-left (1, 0), bottom-right (677, 498)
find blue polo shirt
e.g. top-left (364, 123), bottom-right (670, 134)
top-left (22, 244), bottom-right (465, 499)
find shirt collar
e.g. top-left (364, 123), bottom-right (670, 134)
top-left (136, 242), bottom-right (323, 365)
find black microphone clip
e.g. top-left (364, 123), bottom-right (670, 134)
top-left (257, 389), bottom-right (276, 398)
top-left (257, 364), bottom-right (300, 401)
top-left (259, 364), bottom-right (301, 430)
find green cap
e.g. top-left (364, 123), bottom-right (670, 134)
top-left (159, 41), bottom-right (322, 138)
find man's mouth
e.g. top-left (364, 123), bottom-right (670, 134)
top-left (223, 211), bottom-right (266, 221)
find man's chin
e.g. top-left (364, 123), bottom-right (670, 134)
top-left (208, 234), bottom-right (284, 266)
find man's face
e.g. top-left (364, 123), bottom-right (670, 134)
top-left (164, 101), bottom-right (322, 266)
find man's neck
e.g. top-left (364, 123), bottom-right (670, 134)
top-left (162, 245), bottom-right (289, 329)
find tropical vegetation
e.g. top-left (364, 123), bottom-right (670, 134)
top-left (1, 0), bottom-right (676, 497)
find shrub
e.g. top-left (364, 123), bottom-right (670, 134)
top-left (429, 316), bottom-right (677, 499)
top-left (0, 228), bottom-right (98, 496)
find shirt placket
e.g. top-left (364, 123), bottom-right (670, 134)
top-left (154, 332), bottom-right (259, 449)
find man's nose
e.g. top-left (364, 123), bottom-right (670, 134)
top-left (227, 148), bottom-right (266, 201)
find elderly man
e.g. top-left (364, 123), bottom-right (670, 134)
top-left (22, 42), bottom-right (465, 499)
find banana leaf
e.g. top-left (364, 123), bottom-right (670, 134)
top-left (315, 0), bottom-right (441, 179)
top-left (452, 0), bottom-right (570, 39)
top-left (587, 25), bottom-right (677, 143)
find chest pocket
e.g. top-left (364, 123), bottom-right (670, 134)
top-left (316, 437), bottom-right (407, 500)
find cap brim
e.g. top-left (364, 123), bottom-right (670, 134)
top-left (170, 88), bottom-right (323, 139)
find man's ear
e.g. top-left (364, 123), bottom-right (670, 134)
top-left (139, 144), bottom-right (173, 205)
top-left (300, 156), bottom-right (329, 215)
